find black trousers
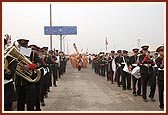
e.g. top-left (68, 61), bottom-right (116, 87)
top-left (121, 71), bottom-right (131, 89)
top-left (116, 67), bottom-right (122, 86)
top-left (4, 103), bottom-right (12, 111)
top-left (35, 82), bottom-right (41, 110)
top-left (17, 84), bottom-right (36, 111)
top-left (132, 76), bottom-right (141, 94)
top-left (4, 82), bottom-right (16, 111)
top-left (52, 67), bottom-right (57, 86)
top-left (100, 66), bottom-right (105, 76)
top-left (110, 71), bottom-right (114, 83)
top-left (40, 75), bottom-right (46, 102)
top-left (44, 72), bottom-right (49, 95)
top-left (148, 75), bottom-right (156, 98)
top-left (158, 71), bottom-right (164, 107)
top-left (141, 74), bottom-right (155, 100)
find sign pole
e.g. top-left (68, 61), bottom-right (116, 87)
top-left (50, 4), bottom-right (52, 50)
top-left (60, 35), bottom-right (62, 51)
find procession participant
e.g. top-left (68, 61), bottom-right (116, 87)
top-left (4, 38), bottom-right (17, 111)
top-left (28, 44), bottom-right (42, 111)
top-left (155, 46), bottom-right (164, 109)
top-left (42, 47), bottom-right (51, 98)
top-left (139, 45), bottom-right (155, 102)
top-left (15, 39), bottom-right (40, 111)
top-left (115, 50), bottom-right (122, 87)
top-left (130, 48), bottom-right (141, 96)
top-left (59, 51), bottom-right (64, 75)
top-left (106, 53), bottom-right (110, 81)
top-left (38, 48), bottom-right (46, 106)
top-left (120, 50), bottom-right (131, 90)
top-left (100, 53), bottom-right (106, 77)
top-left (49, 50), bottom-right (57, 87)
top-left (110, 50), bottom-right (115, 84)
top-left (83, 53), bottom-right (88, 68)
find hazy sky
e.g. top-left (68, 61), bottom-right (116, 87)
top-left (2, 2), bottom-right (165, 54)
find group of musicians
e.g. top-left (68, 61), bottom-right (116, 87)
top-left (4, 35), bottom-right (164, 111)
top-left (4, 38), bottom-right (67, 111)
top-left (69, 53), bottom-right (88, 69)
top-left (92, 45), bottom-right (164, 110)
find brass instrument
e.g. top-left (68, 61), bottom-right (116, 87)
top-left (4, 43), bottom-right (41, 83)
top-left (4, 58), bottom-right (11, 74)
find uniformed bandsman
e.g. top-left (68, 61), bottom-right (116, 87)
top-left (155, 46), bottom-right (164, 109)
top-left (139, 45), bottom-right (155, 102)
top-left (110, 50), bottom-right (115, 84)
top-left (49, 50), bottom-right (58, 87)
top-left (28, 44), bottom-right (43, 111)
top-left (120, 50), bottom-right (131, 90)
top-left (115, 50), bottom-right (122, 87)
top-left (15, 39), bottom-right (40, 111)
top-left (4, 38), bottom-right (17, 111)
top-left (130, 48), bottom-right (141, 96)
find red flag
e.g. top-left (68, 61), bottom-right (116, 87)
top-left (105, 37), bottom-right (108, 50)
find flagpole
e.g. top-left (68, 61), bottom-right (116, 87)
top-left (50, 4), bottom-right (52, 50)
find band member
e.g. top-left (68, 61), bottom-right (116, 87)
top-left (139, 45), bottom-right (155, 102)
top-left (110, 51), bottom-right (115, 84)
top-left (105, 53), bottom-right (110, 81)
top-left (28, 45), bottom-right (42, 111)
top-left (15, 39), bottom-right (41, 111)
top-left (43, 47), bottom-right (52, 94)
top-left (155, 46), bottom-right (164, 109)
top-left (4, 39), bottom-right (17, 111)
top-left (130, 48), bottom-right (141, 96)
top-left (49, 50), bottom-right (57, 87)
top-left (100, 54), bottom-right (106, 77)
top-left (38, 48), bottom-right (46, 106)
top-left (93, 55), bottom-right (99, 74)
top-left (120, 50), bottom-right (131, 90)
top-left (41, 47), bottom-right (50, 101)
top-left (59, 52), bottom-right (66, 75)
top-left (115, 50), bottom-right (122, 87)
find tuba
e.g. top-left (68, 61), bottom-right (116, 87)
top-left (4, 43), bottom-right (41, 83)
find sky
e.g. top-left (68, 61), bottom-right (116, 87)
top-left (2, 2), bottom-right (165, 54)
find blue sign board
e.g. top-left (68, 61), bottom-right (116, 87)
top-left (44, 26), bottom-right (77, 35)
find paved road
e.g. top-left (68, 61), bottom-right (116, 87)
top-left (41, 61), bottom-right (162, 111)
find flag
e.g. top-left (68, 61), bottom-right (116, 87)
top-left (105, 37), bottom-right (108, 50)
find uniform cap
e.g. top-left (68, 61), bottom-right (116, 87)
top-left (132, 48), bottom-right (139, 52)
top-left (42, 47), bottom-right (48, 50)
top-left (122, 50), bottom-right (128, 54)
top-left (28, 44), bottom-right (38, 50)
top-left (17, 39), bottom-right (29, 46)
top-left (111, 50), bottom-right (115, 53)
top-left (117, 50), bottom-right (122, 53)
top-left (156, 46), bottom-right (164, 52)
top-left (49, 50), bottom-right (54, 53)
top-left (141, 45), bottom-right (149, 50)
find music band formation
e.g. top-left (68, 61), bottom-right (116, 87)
top-left (4, 36), bottom-right (68, 111)
top-left (4, 34), bottom-right (164, 111)
top-left (91, 45), bottom-right (164, 110)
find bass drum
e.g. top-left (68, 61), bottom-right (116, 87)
top-left (131, 66), bottom-right (141, 79)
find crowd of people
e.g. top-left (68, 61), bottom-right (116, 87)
top-left (69, 53), bottom-right (88, 70)
top-left (4, 35), bottom-right (68, 111)
top-left (91, 45), bottom-right (164, 110)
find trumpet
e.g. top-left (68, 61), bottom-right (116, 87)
top-left (4, 42), bottom-right (41, 83)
